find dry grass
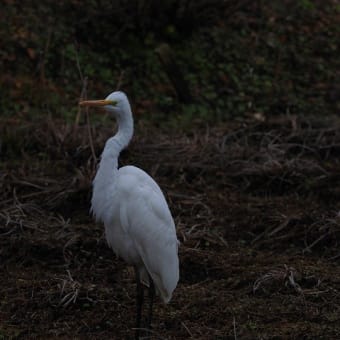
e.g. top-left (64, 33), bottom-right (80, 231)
top-left (1, 114), bottom-right (340, 338)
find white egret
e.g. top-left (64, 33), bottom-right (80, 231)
top-left (79, 91), bottom-right (179, 339)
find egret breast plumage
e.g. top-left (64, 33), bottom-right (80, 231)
top-left (79, 91), bottom-right (179, 338)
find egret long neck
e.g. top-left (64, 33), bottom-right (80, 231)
top-left (91, 107), bottom-right (134, 223)
top-left (112, 110), bottom-right (134, 152)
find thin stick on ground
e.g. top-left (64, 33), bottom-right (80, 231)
top-left (181, 321), bottom-right (193, 337)
top-left (116, 70), bottom-right (125, 91)
top-left (85, 102), bottom-right (97, 164)
top-left (75, 76), bottom-right (88, 129)
top-left (233, 316), bottom-right (237, 340)
top-left (73, 49), bottom-right (97, 164)
top-left (74, 44), bottom-right (86, 129)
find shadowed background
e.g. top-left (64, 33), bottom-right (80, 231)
top-left (1, 1), bottom-right (340, 339)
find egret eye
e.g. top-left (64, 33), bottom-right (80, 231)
top-left (107, 100), bottom-right (118, 106)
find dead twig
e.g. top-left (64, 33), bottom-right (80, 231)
top-left (59, 270), bottom-right (81, 308)
top-left (253, 265), bottom-right (304, 298)
top-left (233, 316), bottom-right (237, 340)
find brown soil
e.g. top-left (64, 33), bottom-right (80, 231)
top-left (1, 115), bottom-right (340, 339)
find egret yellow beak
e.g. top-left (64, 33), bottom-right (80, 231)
top-left (79, 99), bottom-right (117, 107)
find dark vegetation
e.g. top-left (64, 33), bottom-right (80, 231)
top-left (1, 0), bottom-right (339, 122)
top-left (1, 0), bottom-right (340, 338)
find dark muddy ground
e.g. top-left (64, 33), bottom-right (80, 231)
top-left (1, 115), bottom-right (340, 339)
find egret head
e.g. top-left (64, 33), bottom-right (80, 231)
top-left (79, 91), bottom-right (131, 119)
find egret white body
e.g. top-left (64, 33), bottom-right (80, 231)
top-left (80, 91), bottom-right (179, 336)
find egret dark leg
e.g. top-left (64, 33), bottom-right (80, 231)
top-left (147, 275), bottom-right (155, 331)
top-left (134, 267), bottom-right (144, 340)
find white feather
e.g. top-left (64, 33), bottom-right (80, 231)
top-left (90, 91), bottom-right (179, 303)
